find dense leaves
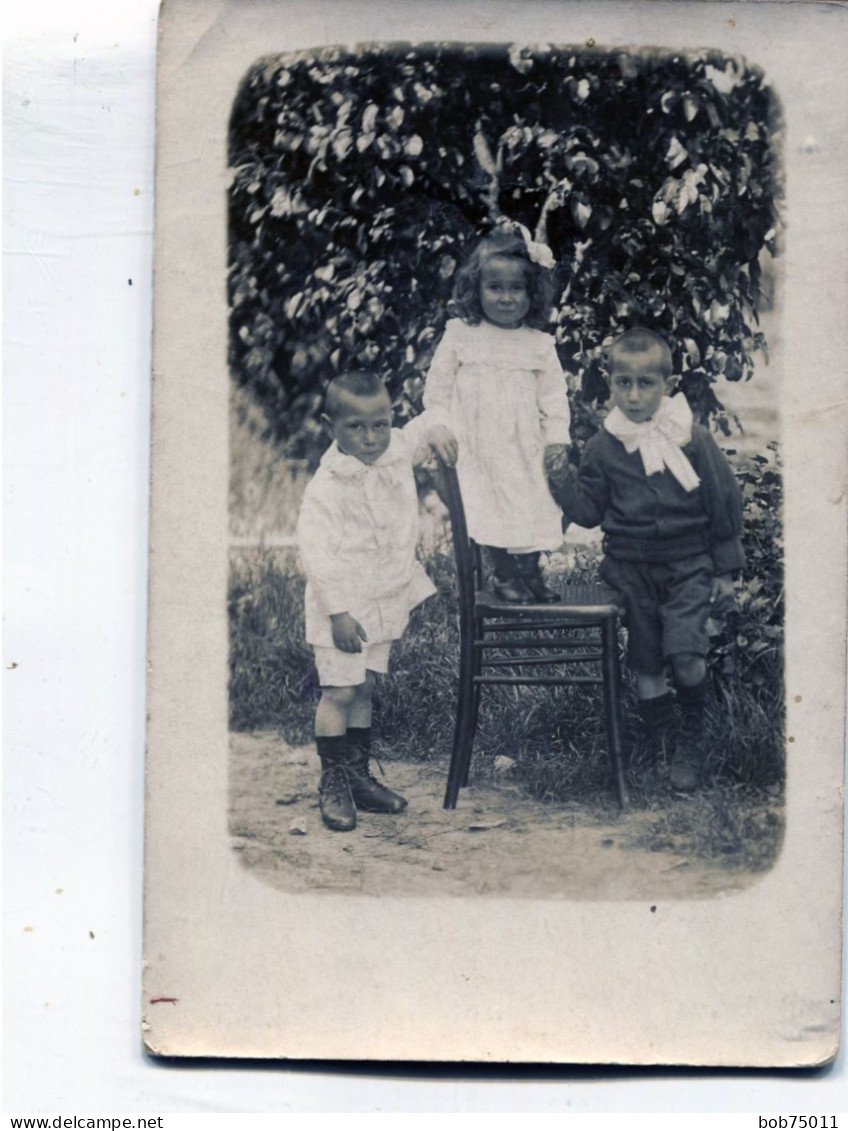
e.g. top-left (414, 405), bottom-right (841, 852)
top-left (708, 443), bottom-right (783, 697)
top-left (229, 42), bottom-right (782, 460)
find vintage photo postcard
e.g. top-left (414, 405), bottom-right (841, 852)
top-left (144, 0), bottom-right (846, 1063)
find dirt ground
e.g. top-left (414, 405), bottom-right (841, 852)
top-left (230, 731), bottom-right (775, 901)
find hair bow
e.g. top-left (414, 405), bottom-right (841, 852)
top-left (516, 223), bottom-right (555, 269)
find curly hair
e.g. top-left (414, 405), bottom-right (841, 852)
top-left (450, 228), bottom-right (555, 330)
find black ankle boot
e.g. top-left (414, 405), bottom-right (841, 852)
top-left (346, 728), bottom-right (408, 814)
top-left (513, 553), bottom-right (561, 603)
top-left (486, 547), bottom-right (534, 603)
top-left (670, 680), bottom-right (706, 791)
top-left (316, 735), bottom-right (356, 831)
top-left (638, 692), bottom-right (675, 762)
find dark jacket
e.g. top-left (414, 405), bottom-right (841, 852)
top-left (548, 426), bottom-right (745, 574)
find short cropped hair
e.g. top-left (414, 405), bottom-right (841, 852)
top-left (323, 370), bottom-right (389, 419)
top-left (606, 327), bottom-right (673, 378)
top-left (451, 228), bottom-right (555, 330)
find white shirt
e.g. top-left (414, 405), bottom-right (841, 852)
top-left (424, 318), bottom-right (570, 550)
top-left (296, 415), bottom-right (437, 648)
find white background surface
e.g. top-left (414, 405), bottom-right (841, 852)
top-left (3, 0), bottom-right (846, 1114)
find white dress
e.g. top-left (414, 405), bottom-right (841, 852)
top-left (424, 318), bottom-right (570, 550)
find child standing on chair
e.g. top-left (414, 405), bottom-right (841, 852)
top-left (546, 328), bottom-right (743, 791)
top-left (297, 371), bottom-right (456, 831)
top-left (424, 226), bottom-right (570, 604)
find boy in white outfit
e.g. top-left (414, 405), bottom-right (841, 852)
top-left (296, 371), bottom-right (457, 831)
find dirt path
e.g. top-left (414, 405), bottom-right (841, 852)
top-left (230, 731), bottom-right (771, 900)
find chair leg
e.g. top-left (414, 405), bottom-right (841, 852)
top-left (444, 617), bottom-right (478, 809)
top-left (601, 619), bottom-right (629, 809)
top-left (460, 640), bottom-right (483, 788)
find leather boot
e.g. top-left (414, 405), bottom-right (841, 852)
top-left (670, 680), bottom-right (706, 791)
top-left (638, 692), bottom-right (675, 763)
top-left (346, 728), bottom-right (408, 814)
top-left (486, 547), bottom-right (534, 603)
top-left (316, 735), bottom-right (356, 831)
top-left (513, 552), bottom-right (561, 603)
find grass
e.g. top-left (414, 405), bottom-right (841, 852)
top-left (228, 546), bottom-right (316, 737)
top-left (624, 784), bottom-right (784, 873)
top-left (228, 517), bottom-right (785, 870)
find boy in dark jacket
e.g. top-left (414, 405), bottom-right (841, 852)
top-left (546, 328), bottom-right (743, 790)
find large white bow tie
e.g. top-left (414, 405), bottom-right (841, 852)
top-left (604, 395), bottom-right (701, 492)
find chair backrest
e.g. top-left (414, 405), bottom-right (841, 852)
top-left (432, 463), bottom-right (480, 609)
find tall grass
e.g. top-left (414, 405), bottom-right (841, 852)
top-left (228, 525), bottom-right (785, 810)
top-left (228, 546), bottom-right (316, 737)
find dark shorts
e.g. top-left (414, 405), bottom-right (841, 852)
top-left (599, 553), bottom-right (714, 675)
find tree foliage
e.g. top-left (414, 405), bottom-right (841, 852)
top-left (228, 42), bottom-right (782, 460)
top-left (709, 443), bottom-right (783, 696)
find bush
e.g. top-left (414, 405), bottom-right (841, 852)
top-left (708, 441), bottom-right (783, 700)
top-left (229, 42), bottom-right (782, 462)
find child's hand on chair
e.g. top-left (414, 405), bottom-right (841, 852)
top-left (429, 424), bottom-right (458, 466)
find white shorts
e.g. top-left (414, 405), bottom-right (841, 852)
top-left (313, 640), bottom-right (392, 687)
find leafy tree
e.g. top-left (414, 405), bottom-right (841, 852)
top-left (228, 42), bottom-right (782, 460)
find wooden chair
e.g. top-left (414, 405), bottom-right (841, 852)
top-left (434, 463), bottom-right (629, 811)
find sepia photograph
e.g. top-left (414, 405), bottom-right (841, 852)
top-left (226, 39), bottom-right (786, 901)
top-left (143, 0), bottom-right (846, 1066)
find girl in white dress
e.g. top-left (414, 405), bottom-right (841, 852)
top-left (424, 227), bottom-right (571, 603)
